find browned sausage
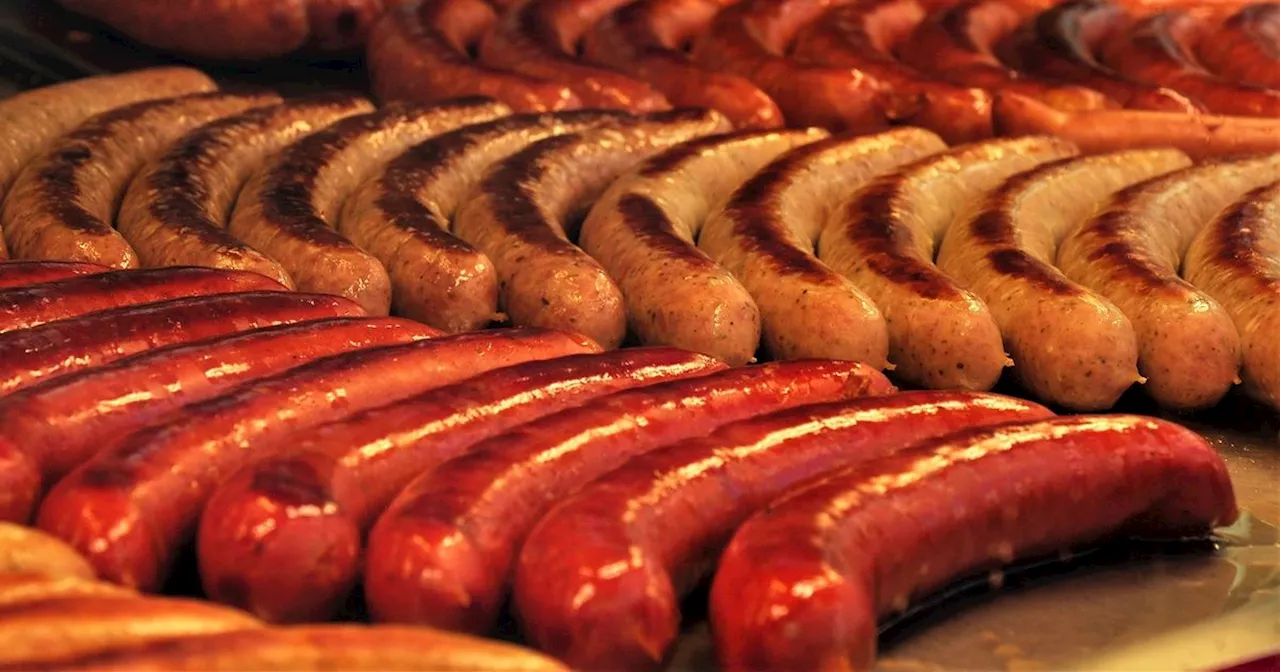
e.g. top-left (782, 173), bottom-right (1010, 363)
top-left (1197, 3), bottom-right (1280, 88)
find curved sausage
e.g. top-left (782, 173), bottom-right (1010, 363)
top-left (36, 328), bottom-right (599, 591)
top-left (513, 391), bottom-right (1053, 670)
top-left (117, 95), bottom-right (374, 285)
top-left (0, 522), bottom-right (96, 580)
top-left (937, 149), bottom-right (1191, 409)
top-left (1197, 4), bottom-right (1280, 88)
top-left (0, 261), bottom-right (108, 290)
top-left (580, 128), bottom-right (828, 365)
top-left (711, 414), bottom-right (1237, 672)
top-left (198, 348), bottom-right (722, 623)
top-left (452, 109), bottom-right (731, 348)
top-left (818, 136), bottom-right (1078, 391)
top-left (699, 129), bottom-right (948, 368)
top-left (364, 360), bottom-right (895, 634)
top-left (228, 99), bottom-right (511, 314)
top-left (0, 574), bottom-right (135, 608)
top-left (339, 110), bottom-right (624, 332)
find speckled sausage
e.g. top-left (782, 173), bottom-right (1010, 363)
top-left (0, 261), bottom-right (108, 290)
top-left (818, 137), bottom-right (1078, 391)
top-left (938, 149), bottom-right (1191, 410)
top-left (1197, 4), bottom-right (1280, 89)
top-left (228, 100), bottom-right (511, 314)
top-left (452, 109), bottom-right (731, 348)
top-left (580, 128), bottom-right (829, 365)
top-left (117, 95), bottom-right (374, 285)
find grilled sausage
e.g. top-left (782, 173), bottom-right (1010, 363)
top-left (513, 391), bottom-right (1053, 670)
top-left (0, 574), bottom-right (135, 608)
top-left (0, 522), bottom-right (96, 580)
top-left (117, 95), bottom-right (375, 284)
top-left (228, 100), bottom-right (511, 314)
top-left (364, 360), bottom-right (894, 633)
top-left (2, 91), bottom-right (280, 268)
top-left (0, 261), bottom-right (108, 290)
top-left (1197, 3), bottom-right (1280, 89)
top-left (580, 128), bottom-right (829, 365)
top-left (452, 109), bottom-right (731, 348)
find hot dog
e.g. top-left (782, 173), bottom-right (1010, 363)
top-left (699, 129), bottom-right (948, 368)
top-left (513, 391), bottom-right (1053, 670)
top-left (36, 328), bottom-right (599, 590)
top-left (1197, 4), bottom-right (1280, 89)
top-left (2, 91), bottom-right (281, 268)
top-left (364, 360), bottom-right (895, 633)
top-left (0, 317), bottom-right (437, 524)
top-left (452, 109), bottom-right (730, 348)
top-left (339, 110), bottom-right (625, 332)
top-left (0, 261), bottom-right (108, 290)
top-left (712, 414), bottom-right (1237, 672)
top-left (580, 128), bottom-right (828, 365)
top-left (228, 99), bottom-right (511, 314)
top-left (117, 95), bottom-right (375, 284)
top-left (198, 348), bottom-right (722, 623)
top-left (0, 267), bottom-right (285, 334)
top-left (0, 574), bottom-right (135, 608)
top-left (937, 149), bottom-right (1192, 409)
top-left (0, 522), bottom-right (96, 580)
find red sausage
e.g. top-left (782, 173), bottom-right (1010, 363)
top-left (35, 328), bottom-right (599, 591)
top-left (711, 414), bottom-right (1238, 672)
top-left (0, 261), bottom-right (109, 290)
top-left (512, 391), bottom-right (1054, 670)
top-left (0, 317), bottom-right (437, 524)
top-left (0, 291), bottom-right (364, 397)
top-left (198, 347), bottom-right (724, 623)
top-left (0, 267), bottom-right (286, 334)
top-left (364, 360), bottom-right (896, 633)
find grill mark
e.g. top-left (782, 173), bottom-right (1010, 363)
top-left (844, 180), bottom-right (964, 300)
top-left (616, 194), bottom-right (719, 268)
top-left (482, 134), bottom-right (582, 246)
top-left (636, 129), bottom-right (791, 178)
top-left (988, 247), bottom-right (1080, 295)
top-left (1209, 187), bottom-right (1280, 288)
top-left (247, 457), bottom-right (331, 508)
top-left (941, 2), bottom-right (983, 53)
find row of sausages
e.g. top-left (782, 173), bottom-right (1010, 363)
top-left (0, 271), bottom-right (1239, 670)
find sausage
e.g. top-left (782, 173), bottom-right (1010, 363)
top-left (0, 574), bottom-right (135, 608)
top-left (0, 261), bottom-right (109, 290)
top-left (0, 291), bottom-right (363, 399)
top-left (0, 596), bottom-right (261, 668)
top-left (49, 624), bottom-right (569, 672)
top-left (817, 136), bottom-right (1078, 391)
top-left (699, 129), bottom-right (947, 368)
top-left (996, 0), bottom-right (1204, 112)
top-left (580, 128), bottom-right (827, 365)
top-left (711, 414), bottom-right (1237, 672)
top-left (35, 328), bottom-right (599, 590)
top-left (791, 0), bottom-right (996, 143)
top-left (116, 95), bottom-right (375, 285)
top-left (198, 348), bottom-right (722, 623)
top-left (1184, 181), bottom-right (1280, 410)
top-left (1, 91), bottom-right (281, 268)
top-left (897, 0), bottom-right (1117, 112)
top-left (1197, 4), bottom-right (1280, 89)
top-left (1057, 156), bottom-right (1280, 410)
top-left (937, 149), bottom-right (1192, 410)
top-left (1100, 11), bottom-right (1280, 116)
top-left (0, 522), bottom-right (96, 580)
top-left (452, 109), bottom-right (731, 348)
top-left (478, 0), bottom-right (671, 111)
top-left (339, 110), bottom-right (625, 332)
top-left (364, 360), bottom-right (895, 633)
top-left (582, 0), bottom-right (785, 129)
top-left (0, 267), bottom-right (286, 334)
top-left (690, 1), bottom-right (885, 131)
top-left (513, 391), bottom-right (1054, 670)
top-left (992, 91), bottom-right (1280, 159)
top-left (228, 99), bottom-right (511, 314)
top-left (367, 0), bottom-right (581, 112)
top-left (0, 317), bottom-right (438, 524)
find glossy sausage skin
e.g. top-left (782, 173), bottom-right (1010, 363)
top-left (513, 391), bottom-right (1054, 670)
top-left (35, 328), bottom-right (599, 591)
top-left (198, 348), bottom-right (722, 623)
top-left (0, 317), bottom-right (436, 524)
top-left (0, 522), bottom-right (97, 580)
top-left (0, 574), bottom-right (135, 607)
top-left (364, 360), bottom-right (895, 633)
top-left (712, 415), bottom-right (1237, 672)
top-left (0, 261), bottom-right (108, 290)
top-left (1197, 4), bottom-right (1280, 89)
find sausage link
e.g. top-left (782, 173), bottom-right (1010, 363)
top-left (35, 328), bottom-right (599, 591)
top-left (0, 574), bottom-right (135, 608)
top-left (1197, 4), bottom-right (1280, 88)
top-left (453, 109), bottom-right (731, 348)
top-left (818, 137), bottom-right (1077, 390)
top-left (700, 129), bottom-right (947, 367)
top-left (712, 414), bottom-right (1237, 672)
top-left (1, 92), bottom-right (281, 268)
top-left (339, 110), bottom-right (625, 332)
top-left (364, 360), bottom-right (895, 633)
top-left (0, 261), bottom-right (108, 290)
top-left (938, 149), bottom-right (1191, 409)
top-left (0, 522), bottom-right (96, 580)
top-left (117, 95), bottom-right (374, 285)
top-left (513, 391), bottom-right (1052, 670)
top-left (229, 100), bottom-right (511, 314)
top-left (199, 348), bottom-right (721, 623)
